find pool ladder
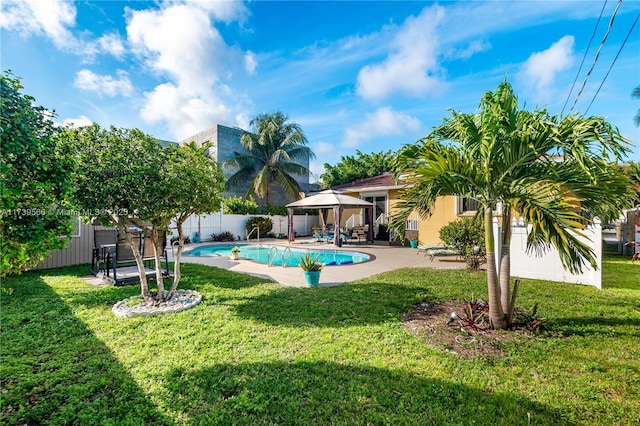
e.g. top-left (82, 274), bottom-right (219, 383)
top-left (267, 246), bottom-right (291, 268)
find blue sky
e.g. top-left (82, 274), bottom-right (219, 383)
top-left (2, 0), bottom-right (639, 180)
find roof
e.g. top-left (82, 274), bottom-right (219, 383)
top-left (330, 173), bottom-right (406, 192)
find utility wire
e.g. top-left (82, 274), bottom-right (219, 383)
top-left (568, 0), bottom-right (623, 115)
top-left (561, 0), bottom-right (608, 116)
top-left (584, 12), bottom-right (640, 115)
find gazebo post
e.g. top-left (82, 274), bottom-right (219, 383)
top-left (333, 206), bottom-right (343, 247)
top-left (287, 207), bottom-right (295, 243)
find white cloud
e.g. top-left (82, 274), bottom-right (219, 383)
top-left (244, 51), bottom-right (258, 74)
top-left (194, 0), bottom-right (249, 23)
top-left (97, 33), bottom-right (126, 58)
top-left (0, 0), bottom-right (77, 50)
top-left (314, 142), bottom-right (335, 155)
top-left (58, 115), bottom-right (93, 128)
top-left (447, 40), bottom-right (491, 60)
top-left (74, 69), bottom-right (133, 97)
top-left (343, 107), bottom-right (422, 148)
top-left (140, 83), bottom-right (231, 141)
top-left (126, 2), bottom-right (251, 138)
top-left (520, 35), bottom-right (575, 95)
top-left (356, 5), bottom-right (447, 100)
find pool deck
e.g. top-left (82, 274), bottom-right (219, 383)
top-left (172, 238), bottom-right (467, 288)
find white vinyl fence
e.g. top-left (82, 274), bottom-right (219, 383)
top-left (176, 212), bottom-right (319, 242)
top-left (493, 219), bottom-right (602, 289)
top-left (36, 213), bottom-right (318, 269)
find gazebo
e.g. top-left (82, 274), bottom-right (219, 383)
top-left (286, 189), bottom-right (374, 247)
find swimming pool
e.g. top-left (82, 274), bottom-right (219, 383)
top-left (184, 244), bottom-right (370, 267)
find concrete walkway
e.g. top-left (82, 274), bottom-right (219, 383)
top-left (172, 238), bottom-right (467, 287)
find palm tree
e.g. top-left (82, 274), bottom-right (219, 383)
top-left (223, 112), bottom-right (315, 204)
top-left (390, 80), bottom-right (634, 329)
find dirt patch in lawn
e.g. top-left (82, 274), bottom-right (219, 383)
top-left (402, 300), bottom-right (538, 359)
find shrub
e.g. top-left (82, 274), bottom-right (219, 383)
top-left (211, 231), bottom-right (235, 242)
top-left (439, 216), bottom-right (485, 270)
top-left (245, 216), bottom-right (273, 238)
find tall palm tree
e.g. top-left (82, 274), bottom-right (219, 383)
top-left (223, 112), bottom-right (315, 204)
top-left (390, 80), bottom-right (634, 330)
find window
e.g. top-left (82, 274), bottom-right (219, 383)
top-left (457, 196), bottom-right (479, 215)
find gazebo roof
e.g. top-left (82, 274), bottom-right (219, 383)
top-left (286, 189), bottom-right (373, 209)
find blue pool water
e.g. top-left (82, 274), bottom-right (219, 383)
top-left (184, 244), bottom-right (370, 267)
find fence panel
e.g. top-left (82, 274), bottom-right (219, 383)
top-left (495, 220), bottom-right (602, 288)
top-left (178, 213), bottom-right (319, 241)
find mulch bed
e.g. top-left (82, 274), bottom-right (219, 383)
top-left (402, 300), bottom-right (537, 358)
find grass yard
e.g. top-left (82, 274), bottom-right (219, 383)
top-left (1, 255), bottom-right (639, 425)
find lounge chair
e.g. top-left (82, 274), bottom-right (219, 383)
top-left (416, 244), bottom-right (453, 256)
top-left (426, 248), bottom-right (462, 262)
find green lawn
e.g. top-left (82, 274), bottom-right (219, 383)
top-left (1, 256), bottom-right (638, 425)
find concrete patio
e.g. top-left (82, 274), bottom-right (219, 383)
top-left (172, 238), bottom-right (467, 287)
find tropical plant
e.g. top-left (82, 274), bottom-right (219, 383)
top-left (298, 253), bottom-right (323, 271)
top-left (0, 71), bottom-right (76, 276)
top-left (321, 150), bottom-right (395, 188)
top-left (390, 80), bottom-right (634, 330)
top-left (223, 112), bottom-right (315, 204)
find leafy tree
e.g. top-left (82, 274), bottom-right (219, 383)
top-left (159, 141), bottom-right (226, 299)
top-left (624, 161), bottom-right (640, 206)
top-left (222, 195), bottom-right (259, 215)
top-left (0, 71), bottom-right (76, 276)
top-left (69, 127), bottom-right (226, 302)
top-left (390, 80), bottom-right (634, 330)
top-left (223, 112), bottom-right (314, 204)
top-left (321, 150), bottom-right (395, 188)
top-left (69, 124), bottom-right (164, 300)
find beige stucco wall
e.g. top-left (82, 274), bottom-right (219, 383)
top-left (416, 196), bottom-right (458, 245)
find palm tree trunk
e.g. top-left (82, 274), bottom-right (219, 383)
top-left (484, 206), bottom-right (506, 329)
top-left (499, 211), bottom-right (512, 322)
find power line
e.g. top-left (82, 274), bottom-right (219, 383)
top-left (568, 0), bottom-right (623, 115)
top-left (561, 0), bottom-right (608, 116)
top-left (585, 12), bottom-right (640, 115)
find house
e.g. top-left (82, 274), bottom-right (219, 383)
top-left (330, 173), bottom-right (483, 245)
top-left (179, 124), bottom-right (311, 205)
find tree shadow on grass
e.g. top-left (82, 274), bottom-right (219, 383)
top-left (0, 271), bottom-right (171, 425)
top-left (233, 281), bottom-right (435, 327)
top-left (162, 361), bottom-right (571, 425)
top-left (548, 315), bottom-right (640, 338)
